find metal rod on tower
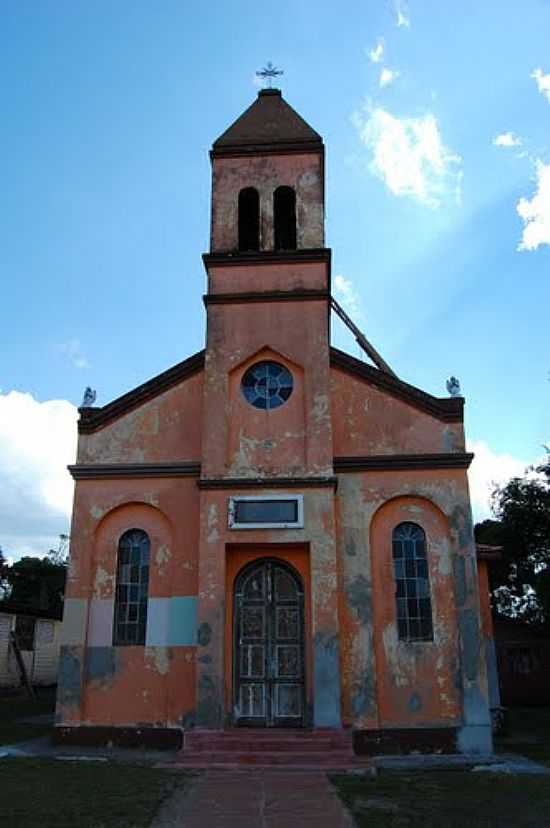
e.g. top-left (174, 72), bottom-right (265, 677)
top-left (331, 296), bottom-right (397, 377)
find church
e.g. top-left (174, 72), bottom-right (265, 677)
top-left (56, 87), bottom-right (495, 758)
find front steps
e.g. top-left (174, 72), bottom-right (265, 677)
top-left (176, 728), bottom-right (368, 769)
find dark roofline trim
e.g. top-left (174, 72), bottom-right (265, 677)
top-left (334, 453), bottom-right (474, 473)
top-left (203, 248), bottom-right (331, 270)
top-left (78, 350), bottom-right (205, 435)
top-left (330, 347), bottom-right (464, 423)
top-left (204, 289), bottom-right (329, 307)
top-left (69, 462), bottom-right (201, 480)
top-left (211, 142), bottom-right (324, 159)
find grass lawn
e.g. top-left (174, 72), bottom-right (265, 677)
top-left (0, 758), bottom-right (186, 828)
top-left (496, 706), bottom-right (550, 765)
top-left (331, 770), bottom-right (550, 828)
top-left (0, 686), bottom-right (56, 745)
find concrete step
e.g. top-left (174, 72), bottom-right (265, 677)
top-left (184, 729), bottom-right (353, 753)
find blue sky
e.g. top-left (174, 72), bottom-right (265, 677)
top-left (1, 1), bottom-right (549, 557)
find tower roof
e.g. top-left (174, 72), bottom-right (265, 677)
top-left (212, 89), bottom-right (323, 156)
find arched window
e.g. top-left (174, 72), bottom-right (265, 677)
top-left (113, 529), bottom-right (150, 646)
top-left (392, 522), bottom-right (433, 642)
top-left (274, 186), bottom-right (297, 250)
top-left (238, 187), bottom-right (260, 251)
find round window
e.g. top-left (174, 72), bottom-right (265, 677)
top-left (241, 361), bottom-right (293, 410)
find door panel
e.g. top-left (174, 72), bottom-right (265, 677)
top-left (234, 559), bottom-right (305, 727)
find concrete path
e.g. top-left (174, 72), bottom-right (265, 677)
top-left (152, 769), bottom-right (355, 827)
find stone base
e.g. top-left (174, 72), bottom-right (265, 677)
top-left (353, 727), bottom-right (458, 755)
top-left (53, 725), bottom-right (183, 750)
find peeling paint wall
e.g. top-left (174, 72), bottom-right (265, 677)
top-left (336, 465), bottom-right (492, 752)
top-left (78, 372), bottom-right (203, 463)
top-left (195, 487), bottom-right (341, 729)
top-left (211, 153), bottom-right (324, 253)
top-left (331, 368), bottom-right (465, 456)
top-left (202, 296), bottom-right (332, 479)
top-left (57, 479), bottom-right (200, 729)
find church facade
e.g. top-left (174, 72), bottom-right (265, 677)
top-left (56, 89), bottom-right (493, 755)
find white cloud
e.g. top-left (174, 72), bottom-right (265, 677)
top-left (0, 391), bottom-right (77, 560)
top-left (531, 68), bottom-right (550, 103)
top-left (395, 0), bottom-right (410, 27)
top-left (56, 338), bottom-right (89, 369)
top-left (352, 105), bottom-right (462, 207)
top-left (493, 132), bottom-right (522, 148)
top-left (333, 274), bottom-right (363, 321)
top-left (467, 439), bottom-right (530, 523)
top-left (369, 38), bottom-right (384, 64)
top-left (379, 68), bottom-right (399, 88)
top-left (516, 160), bottom-right (550, 251)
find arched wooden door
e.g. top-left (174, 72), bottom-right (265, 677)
top-left (233, 559), bottom-right (305, 727)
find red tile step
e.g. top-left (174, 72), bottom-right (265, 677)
top-left (176, 728), bottom-right (369, 769)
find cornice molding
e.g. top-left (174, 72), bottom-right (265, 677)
top-left (203, 248), bottom-right (331, 270)
top-left (330, 348), bottom-right (464, 423)
top-left (68, 462), bottom-right (201, 480)
top-left (204, 289), bottom-right (329, 306)
top-left (334, 453), bottom-right (474, 472)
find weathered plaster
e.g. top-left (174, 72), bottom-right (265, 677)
top-left (146, 597), bottom-right (198, 646)
top-left (87, 598), bottom-right (114, 646)
top-left (60, 599), bottom-right (88, 646)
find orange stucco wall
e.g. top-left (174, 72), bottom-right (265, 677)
top-left (78, 371), bottom-right (203, 463)
top-left (202, 299), bottom-right (332, 479)
top-left (331, 367), bottom-right (465, 456)
top-left (57, 479), bottom-right (200, 728)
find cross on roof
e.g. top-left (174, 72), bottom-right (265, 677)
top-left (256, 61), bottom-right (284, 89)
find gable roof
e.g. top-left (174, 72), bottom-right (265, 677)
top-left (78, 350), bottom-right (205, 434)
top-left (212, 89), bottom-right (323, 156)
top-left (77, 344), bottom-right (462, 436)
top-left (330, 347), bottom-right (464, 422)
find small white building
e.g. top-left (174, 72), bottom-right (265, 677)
top-left (0, 604), bottom-right (63, 688)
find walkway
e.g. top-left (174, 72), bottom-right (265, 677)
top-left (153, 768), bottom-right (355, 827)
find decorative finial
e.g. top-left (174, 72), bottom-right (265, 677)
top-left (81, 386), bottom-right (97, 407)
top-left (256, 61), bottom-right (284, 89)
top-left (446, 376), bottom-right (461, 397)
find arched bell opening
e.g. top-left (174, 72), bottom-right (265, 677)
top-left (273, 186), bottom-right (297, 250)
top-left (238, 187), bottom-right (260, 251)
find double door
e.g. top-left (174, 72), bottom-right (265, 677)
top-left (233, 559), bottom-right (305, 727)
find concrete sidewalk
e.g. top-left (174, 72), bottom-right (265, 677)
top-left (152, 768), bottom-right (355, 828)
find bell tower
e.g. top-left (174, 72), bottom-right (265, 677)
top-left (201, 88), bottom-right (333, 480)
top-left (196, 89), bottom-right (341, 730)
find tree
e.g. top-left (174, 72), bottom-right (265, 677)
top-left (476, 454), bottom-right (550, 628)
top-left (0, 546), bottom-right (9, 598)
top-left (3, 556), bottom-right (67, 616)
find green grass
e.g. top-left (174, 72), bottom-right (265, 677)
top-left (0, 758), bottom-right (186, 828)
top-left (496, 707), bottom-right (550, 765)
top-left (0, 686), bottom-right (56, 745)
top-left (331, 770), bottom-right (550, 828)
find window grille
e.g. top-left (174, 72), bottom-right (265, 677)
top-left (113, 529), bottom-right (150, 646)
top-left (392, 522), bottom-right (433, 642)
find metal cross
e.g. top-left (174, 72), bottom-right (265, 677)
top-left (256, 61), bottom-right (284, 88)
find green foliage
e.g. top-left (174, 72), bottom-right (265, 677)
top-left (3, 556), bottom-right (66, 616)
top-left (476, 455), bottom-right (550, 628)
